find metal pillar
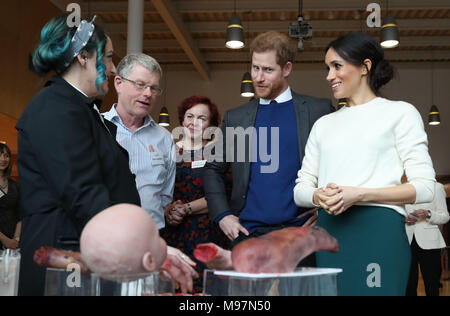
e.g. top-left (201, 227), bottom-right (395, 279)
top-left (127, 0), bottom-right (144, 54)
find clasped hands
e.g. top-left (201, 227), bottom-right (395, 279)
top-left (313, 183), bottom-right (361, 216)
top-left (405, 209), bottom-right (429, 226)
top-left (165, 200), bottom-right (189, 226)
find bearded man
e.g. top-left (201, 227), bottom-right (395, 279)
top-left (203, 31), bottom-right (334, 268)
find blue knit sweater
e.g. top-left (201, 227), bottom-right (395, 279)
top-left (240, 99), bottom-right (308, 233)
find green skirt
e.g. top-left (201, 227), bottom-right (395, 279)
top-left (316, 206), bottom-right (411, 296)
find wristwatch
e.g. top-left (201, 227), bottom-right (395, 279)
top-left (426, 210), bottom-right (431, 219)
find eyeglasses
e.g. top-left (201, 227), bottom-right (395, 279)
top-left (120, 77), bottom-right (163, 96)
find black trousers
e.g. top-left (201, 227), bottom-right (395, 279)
top-left (406, 236), bottom-right (442, 296)
top-left (231, 224), bottom-right (316, 268)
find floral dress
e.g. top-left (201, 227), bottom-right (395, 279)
top-left (160, 145), bottom-right (231, 293)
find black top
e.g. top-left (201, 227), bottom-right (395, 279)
top-left (16, 76), bottom-right (141, 295)
top-left (0, 178), bottom-right (20, 246)
top-left (16, 76), bottom-right (141, 236)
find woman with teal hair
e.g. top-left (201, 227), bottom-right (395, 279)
top-left (16, 14), bottom-right (141, 295)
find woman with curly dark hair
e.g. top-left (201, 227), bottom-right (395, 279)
top-left (160, 96), bottom-right (230, 293)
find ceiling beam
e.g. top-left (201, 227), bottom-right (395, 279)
top-left (147, 50), bottom-right (450, 64)
top-left (151, 0), bottom-right (210, 81)
top-left (50, 0), bottom-right (82, 11)
top-left (104, 19), bottom-right (450, 35)
top-left (174, 0), bottom-right (450, 12)
top-left (65, 0), bottom-right (450, 14)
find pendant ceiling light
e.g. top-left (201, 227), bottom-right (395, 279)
top-left (158, 106), bottom-right (170, 127)
top-left (337, 98), bottom-right (347, 109)
top-left (380, 14), bottom-right (399, 48)
top-left (240, 12), bottom-right (254, 98)
top-left (240, 72), bottom-right (254, 97)
top-left (428, 105), bottom-right (440, 126)
top-left (158, 70), bottom-right (170, 127)
top-left (380, 1), bottom-right (399, 49)
top-left (226, 1), bottom-right (244, 49)
top-left (428, 55), bottom-right (440, 126)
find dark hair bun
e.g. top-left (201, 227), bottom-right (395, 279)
top-left (29, 15), bottom-right (74, 76)
top-left (29, 43), bottom-right (65, 76)
top-left (370, 59), bottom-right (394, 92)
top-left (327, 33), bottom-right (396, 95)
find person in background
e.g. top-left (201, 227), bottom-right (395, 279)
top-left (0, 143), bottom-right (21, 250)
top-left (16, 14), bottom-right (141, 295)
top-left (160, 96), bottom-right (230, 293)
top-left (294, 32), bottom-right (436, 296)
top-left (203, 31), bottom-right (333, 267)
top-left (405, 181), bottom-right (449, 296)
top-left (103, 53), bottom-right (176, 230)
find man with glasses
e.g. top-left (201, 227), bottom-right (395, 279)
top-left (103, 53), bottom-right (176, 229)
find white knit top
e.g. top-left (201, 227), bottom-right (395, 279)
top-left (294, 97), bottom-right (436, 216)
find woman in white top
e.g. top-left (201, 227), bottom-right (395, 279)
top-left (293, 33), bottom-right (436, 296)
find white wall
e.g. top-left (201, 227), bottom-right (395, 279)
top-left (151, 62), bottom-right (450, 175)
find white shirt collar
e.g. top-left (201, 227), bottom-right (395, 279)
top-left (65, 80), bottom-right (102, 112)
top-left (103, 104), bottom-right (156, 128)
top-left (259, 86), bottom-right (292, 104)
top-left (65, 80), bottom-right (88, 98)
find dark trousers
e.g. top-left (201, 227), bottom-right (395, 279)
top-left (230, 224), bottom-right (316, 268)
top-left (406, 237), bottom-right (442, 296)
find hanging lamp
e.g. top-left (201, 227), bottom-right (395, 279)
top-left (428, 105), bottom-right (440, 126)
top-left (158, 106), bottom-right (170, 127)
top-left (337, 98), bottom-right (347, 109)
top-left (240, 72), bottom-right (254, 97)
top-left (428, 54), bottom-right (440, 126)
top-left (226, 1), bottom-right (244, 49)
top-left (240, 13), bottom-right (254, 97)
top-left (158, 69), bottom-right (170, 127)
top-left (380, 1), bottom-right (399, 48)
top-left (381, 14), bottom-right (399, 48)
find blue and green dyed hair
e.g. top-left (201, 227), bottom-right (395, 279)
top-left (30, 14), bottom-right (107, 93)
